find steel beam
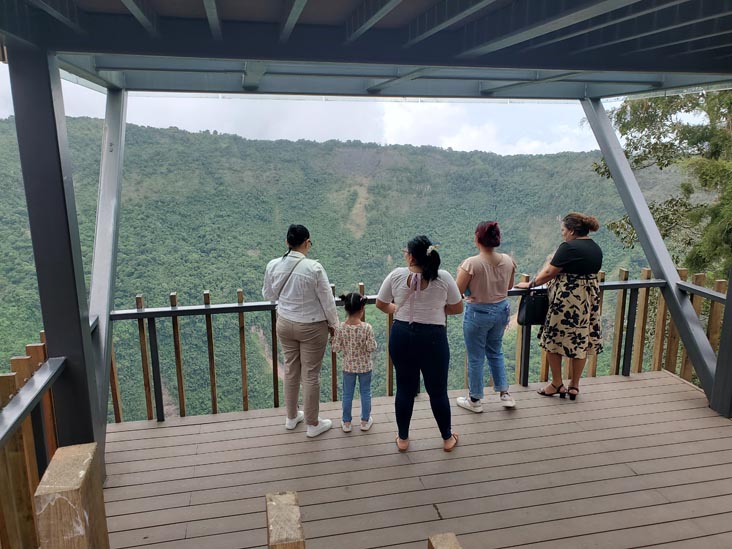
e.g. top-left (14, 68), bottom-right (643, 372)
top-left (279, 0), bottom-right (307, 44)
top-left (405, 0), bottom-right (500, 47)
top-left (629, 24), bottom-right (732, 55)
top-left (121, 0), bottom-right (158, 38)
top-left (711, 274), bottom-right (732, 416)
top-left (202, 0), bottom-right (222, 41)
top-left (241, 60), bottom-right (266, 91)
top-left (344, 0), bottom-right (402, 45)
top-left (89, 89), bottom-right (127, 423)
top-left (24, 0), bottom-right (85, 34)
top-left (367, 67), bottom-right (427, 93)
top-left (481, 71), bottom-right (583, 96)
top-left (581, 98), bottom-right (717, 397)
top-left (7, 45), bottom-right (102, 446)
top-left (459, 0), bottom-right (642, 58)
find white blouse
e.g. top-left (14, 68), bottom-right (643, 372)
top-left (377, 268), bottom-right (462, 326)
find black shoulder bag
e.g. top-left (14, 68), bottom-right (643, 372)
top-left (517, 288), bottom-right (549, 326)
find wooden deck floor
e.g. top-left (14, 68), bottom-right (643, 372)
top-left (103, 371), bottom-right (732, 549)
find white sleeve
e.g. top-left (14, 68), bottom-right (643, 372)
top-left (376, 271), bottom-right (394, 303)
top-left (262, 260), bottom-right (276, 301)
top-left (314, 263), bottom-right (339, 327)
top-left (441, 270), bottom-right (463, 305)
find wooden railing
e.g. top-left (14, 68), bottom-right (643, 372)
top-left (105, 267), bottom-right (731, 423)
top-left (0, 333), bottom-right (63, 548)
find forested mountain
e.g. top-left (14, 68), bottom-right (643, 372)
top-left (0, 117), bottom-right (679, 420)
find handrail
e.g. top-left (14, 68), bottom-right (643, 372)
top-left (677, 280), bottom-right (727, 304)
top-left (0, 357), bottom-right (65, 449)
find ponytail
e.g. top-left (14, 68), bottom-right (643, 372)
top-left (339, 292), bottom-right (366, 315)
top-left (406, 235), bottom-right (441, 281)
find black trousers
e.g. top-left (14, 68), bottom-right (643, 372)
top-left (389, 320), bottom-right (452, 440)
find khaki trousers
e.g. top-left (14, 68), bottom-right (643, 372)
top-left (276, 315), bottom-right (329, 426)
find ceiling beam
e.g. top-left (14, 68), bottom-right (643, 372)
top-left (404, 0), bottom-right (500, 48)
top-left (670, 41), bottom-right (732, 58)
top-left (241, 61), bottom-right (266, 91)
top-left (120, 0), bottom-right (158, 38)
top-left (367, 67), bottom-right (428, 93)
top-left (280, 0), bottom-right (307, 44)
top-left (629, 25), bottom-right (732, 55)
top-left (573, 1), bottom-right (732, 54)
top-left (481, 71), bottom-right (583, 96)
top-left (202, 0), bottom-right (222, 41)
top-left (344, 0), bottom-right (402, 45)
top-left (458, 0), bottom-right (642, 58)
top-left (521, 0), bottom-right (690, 52)
top-left (24, 0), bottom-right (85, 34)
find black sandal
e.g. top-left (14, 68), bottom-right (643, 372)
top-left (538, 383), bottom-right (566, 398)
top-left (567, 386), bottom-right (580, 401)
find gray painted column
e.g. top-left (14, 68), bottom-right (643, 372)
top-left (581, 98), bottom-right (717, 399)
top-left (711, 275), bottom-right (732, 415)
top-left (89, 89), bottom-right (127, 421)
top-left (7, 44), bottom-right (102, 445)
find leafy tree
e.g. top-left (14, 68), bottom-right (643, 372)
top-left (594, 91), bottom-right (732, 275)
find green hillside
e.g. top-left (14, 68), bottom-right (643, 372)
top-left (0, 116), bottom-right (678, 421)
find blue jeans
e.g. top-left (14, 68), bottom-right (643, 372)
top-left (342, 371), bottom-right (372, 423)
top-left (463, 300), bottom-right (510, 398)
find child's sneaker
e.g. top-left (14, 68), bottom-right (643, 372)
top-left (342, 421), bottom-right (352, 433)
top-left (360, 417), bottom-right (373, 431)
top-left (500, 392), bottom-right (516, 408)
top-left (306, 418), bottom-right (332, 438)
top-left (456, 396), bottom-right (483, 413)
top-left (285, 411), bottom-right (305, 430)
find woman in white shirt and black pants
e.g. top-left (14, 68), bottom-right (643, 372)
top-left (263, 224), bottom-right (339, 438)
top-left (376, 235), bottom-right (464, 452)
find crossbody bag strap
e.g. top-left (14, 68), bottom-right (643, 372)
top-left (275, 257), bottom-right (306, 300)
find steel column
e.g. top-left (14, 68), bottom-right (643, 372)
top-left (581, 98), bottom-right (717, 398)
top-left (710, 274), bottom-right (732, 415)
top-left (7, 45), bottom-right (102, 446)
top-left (89, 89), bottom-right (127, 424)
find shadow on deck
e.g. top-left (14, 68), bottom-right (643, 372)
top-left (103, 371), bottom-right (732, 549)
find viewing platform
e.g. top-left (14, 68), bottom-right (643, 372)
top-left (103, 371), bottom-right (732, 549)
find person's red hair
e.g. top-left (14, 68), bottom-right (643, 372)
top-left (475, 221), bottom-right (501, 248)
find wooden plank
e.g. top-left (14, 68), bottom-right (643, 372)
top-left (35, 443), bottom-right (109, 548)
top-left (136, 295), bottom-right (154, 420)
top-left (652, 282), bottom-right (668, 371)
top-left (428, 533), bottom-right (462, 549)
top-left (680, 273), bottom-right (706, 381)
top-left (26, 341), bottom-right (58, 457)
top-left (265, 491), bottom-right (305, 549)
top-left (708, 279), bottom-right (728, 353)
top-left (170, 292), bottom-right (186, 417)
top-left (330, 284), bottom-right (337, 402)
top-left (109, 343), bottom-right (123, 423)
top-left (563, 356), bottom-right (571, 381)
top-left (9, 356), bottom-right (40, 494)
top-left (539, 350), bottom-right (548, 382)
top-left (237, 289), bottom-right (248, 411)
top-left (271, 309), bottom-right (280, 408)
top-left (204, 291), bottom-right (218, 414)
top-left (609, 268), bottom-right (629, 376)
top-left (515, 274), bottom-right (530, 383)
top-left (0, 373), bottom-right (37, 548)
top-left (665, 268), bottom-right (688, 375)
top-left (588, 271), bottom-right (605, 377)
top-left (631, 267), bottom-right (652, 374)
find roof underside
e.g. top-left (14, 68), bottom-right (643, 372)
top-left (2, 0), bottom-right (732, 99)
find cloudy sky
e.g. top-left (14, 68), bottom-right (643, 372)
top-left (0, 64), bottom-right (604, 155)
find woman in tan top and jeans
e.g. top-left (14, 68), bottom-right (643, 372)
top-left (456, 221), bottom-right (517, 412)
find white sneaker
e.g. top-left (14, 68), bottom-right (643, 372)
top-left (456, 396), bottom-right (483, 413)
top-left (342, 421), bottom-right (352, 433)
top-left (306, 418), bottom-right (332, 438)
top-left (285, 410), bottom-right (305, 430)
top-left (360, 417), bottom-right (373, 431)
top-left (500, 392), bottom-right (516, 408)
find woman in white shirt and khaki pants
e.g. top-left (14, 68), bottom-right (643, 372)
top-left (263, 224), bottom-right (339, 438)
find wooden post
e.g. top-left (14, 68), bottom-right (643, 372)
top-left (10, 356), bottom-right (40, 495)
top-left (651, 282), bottom-right (668, 371)
top-left (135, 295), bottom-right (153, 420)
top-left (588, 271), bottom-right (605, 377)
top-left (680, 273), bottom-right (706, 381)
top-left (539, 350), bottom-right (549, 382)
top-left (169, 292), bottom-right (186, 416)
top-left (631, 268), bottom-right (652, 374)
top-left (271, 309), bottom-right (279, 408)
top-left (563, 357), bottom-right (571, 380)
top-left (664, 268), bottom-right (688, 375)
top-left (265, 491), bottom-right (305, 549)
top-left (515, 274), bottom-right (530, 383)
top-left (34, 443), bottom-right (109, 549)
top-left (26, 342), bottom-right (58, 457)
top-left (237, 289), bottom-right (249, 411)
top-left (708, 279), bottom-right (728, 353)
top-left (109, 344), bottom-right (122, 423)
top-left (610, 268), bottom-right (629, 376)
top-left (0, 373), bottom-right (38, 548)
top-left (428, 532), bottom-right (463, 549)
top-left (204, 291), bottom-right (218, 414)
top-left (330, 284), bottom-right (338, 402)
top-left (358, 282), bottom-right (366, 321)
top-left (387, 312), bottom-right (394, 397)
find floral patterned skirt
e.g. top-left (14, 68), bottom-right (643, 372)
top-left (539, 273), bottom-right (603, 359)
